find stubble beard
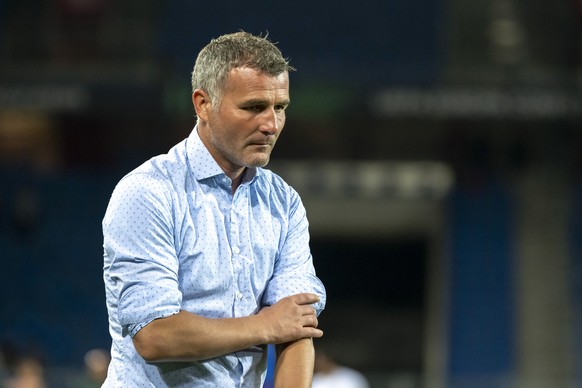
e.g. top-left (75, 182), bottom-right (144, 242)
top-left (208, 124), bottom-right (272, 169)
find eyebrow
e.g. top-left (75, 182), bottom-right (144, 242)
top-left (242, 98), bottom-right (290, 107)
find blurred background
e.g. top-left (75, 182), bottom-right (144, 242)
top-left (0, 0), bottom-right (581, 387)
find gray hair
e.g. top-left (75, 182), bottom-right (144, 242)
top-left (191, 31), bottom-right (294, 107)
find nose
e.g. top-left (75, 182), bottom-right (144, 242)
top-left (259, 108), bottom-right (281, 135)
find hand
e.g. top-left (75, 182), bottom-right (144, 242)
top-left (258, 293), bottom-right (323, 344)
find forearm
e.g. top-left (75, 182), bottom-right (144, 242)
top-left (132, 293), bottom-right (322, 363)
top-left (133, 310), bottom-right (268, 362)
top-left (274, 338), bottom-right (315, 388)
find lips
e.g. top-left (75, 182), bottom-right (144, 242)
top-left (248, 139), bottom-right (274, 147)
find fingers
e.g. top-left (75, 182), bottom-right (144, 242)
top-left (261, 293), bottom-right (323, 343)
top-left (298, 313), bottom-right (323, 338)
top-left (302, 313), bottom-right (318, 328)
top-left (305, 327), bottom-right (324, 339)
top-left (307, 327), bottom-right (323, 338)
top-left (290, 293), bottom-right (320, 326)
top-left (290, 292), bottom-right (321, 306)
top-left (300, 305), bottom-right (317, 317)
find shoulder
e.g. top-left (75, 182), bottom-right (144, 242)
top-left (253, 168), bottom-right (309, 223)
top-left (254, 167), bottom-right (304, 208)
top-left (256, 167), bottom-right (299, 198)
top-left (133, 139), bottom-right (188, 183)
top-left (108, 140), bottom-right (189, 209)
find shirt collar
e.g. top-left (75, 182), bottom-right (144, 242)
top-left (186, 127), bottom-right (258, 183)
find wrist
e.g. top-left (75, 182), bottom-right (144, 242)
top-left (245, 313), bottom-right (271, 345)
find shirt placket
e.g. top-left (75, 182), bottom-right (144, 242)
top-left (230, 184), bottom-right (249, 317)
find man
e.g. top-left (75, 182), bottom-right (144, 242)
top-left (312, 346), bottom-right (369, 388)
top-left (102, 31), bottom-right (326, 387)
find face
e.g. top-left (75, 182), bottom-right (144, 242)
top-left (196, 67), bottom-right (290, 175)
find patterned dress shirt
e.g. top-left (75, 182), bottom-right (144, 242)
top-left (102, 128), bottom-right (326, 387)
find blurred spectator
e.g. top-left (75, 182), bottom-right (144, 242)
top-left (72, 348), bottom-right (110, 388)
top-left (312, 346), bottom-right (369, 388)
top-left (2, 356), bottom-right (47, 388)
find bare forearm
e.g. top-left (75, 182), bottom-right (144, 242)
top-left (133, 310), bottom-right (267, 362)
top-left (274, 338), bottom-right (315, 388)
top-left (132, 293), bottom-right (322, 363)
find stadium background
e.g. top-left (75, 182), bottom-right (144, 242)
top-left (0, 0), bottom-right (581, 386)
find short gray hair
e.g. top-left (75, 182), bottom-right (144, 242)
top-left (191, 31), bottom-right (294, 106)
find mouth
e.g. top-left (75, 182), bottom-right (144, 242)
top-left (248, 140), bottom-right (274, 147)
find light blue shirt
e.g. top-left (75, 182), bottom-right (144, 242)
top-left (102, 128), bottom-right (326, 387)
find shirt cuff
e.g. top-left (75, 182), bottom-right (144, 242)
top-left (128, 319), bottom-right (156, 337)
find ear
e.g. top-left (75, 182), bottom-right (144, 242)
top-left (192, 89), bottom-right (211, 122)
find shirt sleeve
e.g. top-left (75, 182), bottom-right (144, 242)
top-left (103, 172), bottom-right (182, 336)
top-left (261, 188), bottom-right (326, 315)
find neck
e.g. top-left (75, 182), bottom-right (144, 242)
top-left (230, 168), bottom-right (245, 194)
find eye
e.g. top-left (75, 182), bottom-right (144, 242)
top-left (243, 105), bottom-right (264, 112)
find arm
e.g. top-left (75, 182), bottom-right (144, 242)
top-left (274, 338), bottom-right (315, 388)
top-left (133, 293), bottom-right (322, 362)
top-left (261, 189), bottom-right (326, 316)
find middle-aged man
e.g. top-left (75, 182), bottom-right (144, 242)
top-left (102, 31), bottom-right (327, 387)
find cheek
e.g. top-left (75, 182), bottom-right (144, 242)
top-left (277, 115), bottom-right (286, 130)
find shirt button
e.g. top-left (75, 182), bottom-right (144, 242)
top-left (233, 246), bottom-right (240, 254)
top-left (236, 291), bottom-right (243, 300)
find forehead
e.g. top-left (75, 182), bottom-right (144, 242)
top-left (223, 67), bottom-right (289, 100)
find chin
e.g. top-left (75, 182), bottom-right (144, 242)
top-left (246, 155), bottom-right (270, 168)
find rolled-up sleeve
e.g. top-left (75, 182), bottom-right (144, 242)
top-left (103, 172), bottom-right (182, 336)
top-left (262, 190), bottom-right (326, 315)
